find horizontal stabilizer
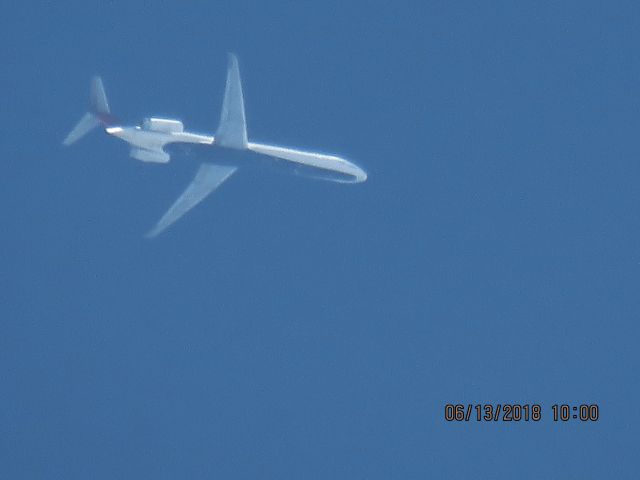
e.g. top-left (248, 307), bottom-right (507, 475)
top-left (63, 76), bottom-right (112, 145)
top-left (147, 163), bottom-right (237, 238)
top-left (63, 112), bottom-right (101, 146)
top-left (215, 54), bottom-right (248, 149)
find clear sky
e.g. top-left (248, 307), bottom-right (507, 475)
top-left (2, 1), bottom-right (639, 478)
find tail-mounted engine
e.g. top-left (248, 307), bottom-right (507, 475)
top-left (130, 147), bottom-right (170, 163)
top-left (142, 117), bottom-right (184, 133)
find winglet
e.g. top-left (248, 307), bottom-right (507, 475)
top-left (215, 53), bottom-right (248, 149)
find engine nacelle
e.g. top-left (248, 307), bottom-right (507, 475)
top-left (142, 117), bottom-right (184, 133)
top-left (130, 147), bottom-right (170, 163)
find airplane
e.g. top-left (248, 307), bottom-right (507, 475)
top-left (62, 54), bottom-right (367, 237)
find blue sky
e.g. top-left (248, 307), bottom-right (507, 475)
top-left (2, 1), bottom-right (639, 478)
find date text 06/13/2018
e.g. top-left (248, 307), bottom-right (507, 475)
top-left (443, 404), bottom-right (599, 422)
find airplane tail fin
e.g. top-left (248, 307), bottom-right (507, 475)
top-left (215, 53), bottom-right (248, 149)
top-left (63, 76), bottom-right (115, 146)
top-left (89, 76), bottom-right (110, 117)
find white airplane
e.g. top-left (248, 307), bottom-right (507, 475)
top-left (63, 54), bottom-right (367, 237)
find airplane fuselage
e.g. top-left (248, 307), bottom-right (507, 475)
top-left (106, 117), bottom-right (367, 183)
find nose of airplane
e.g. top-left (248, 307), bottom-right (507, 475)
top-left (347, 161), bottom-right (367, 183)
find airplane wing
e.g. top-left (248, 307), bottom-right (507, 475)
top-left (215, 53), bottom-right (248, 149)
top-left (146, 163), bottom-right (237, 238)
